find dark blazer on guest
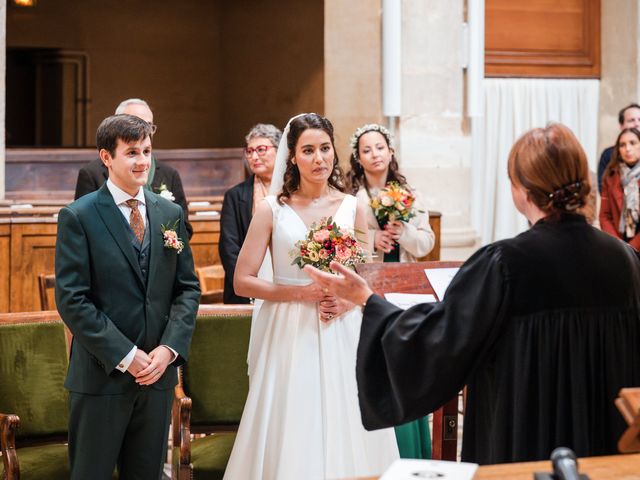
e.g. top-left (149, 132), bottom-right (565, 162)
top-left (74, 157), bottom-right (193, 238)
top-left (219, 175), bottom-right (254, 304)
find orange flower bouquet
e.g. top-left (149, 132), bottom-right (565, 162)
top-left (369, 181), bottom-right (418, 223)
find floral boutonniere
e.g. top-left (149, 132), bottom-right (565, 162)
top-left (156, 183), bottom-right (175, 202)
top-left (161, 220), bottom-right (184, 254)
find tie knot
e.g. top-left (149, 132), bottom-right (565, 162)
top-left (125, 199), bottom-right (139, 209)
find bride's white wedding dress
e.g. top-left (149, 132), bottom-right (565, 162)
top-left (223, 194), bottom-right (399, 480)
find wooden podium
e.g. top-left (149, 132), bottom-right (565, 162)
top-left (616, 388), bottom-right (640, 453)
top-left (356, 261), bottom-right (463, 461)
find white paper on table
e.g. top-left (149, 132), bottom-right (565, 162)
top-left (380, 459), bottom-right (478, 480)
top-left (384, 293), bottom-right (436, 309)
top-left (424, 267), bottom-right (459, 301)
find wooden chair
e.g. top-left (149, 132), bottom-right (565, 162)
top-left (196, 265), bottom-right (225, 304)
top-left (616, 387), bottom-right (640, 453)
top-left (37, 273), bottom-right (56, 311)
top-left (0, 311), bottom-right (118, 479)
top-left (172, 305), bottom-right (253, 479)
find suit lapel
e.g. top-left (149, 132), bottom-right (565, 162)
top-left (239, 176), bottom-right (254, 233)
top-left (95, 185), bottom-right (145, 290)
top-left (146, 190), bottom-right (163, 289)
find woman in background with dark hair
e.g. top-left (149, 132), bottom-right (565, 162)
top-left (347, 123), bottom-right (435, 459)
top-left (223, 114), bottom-right (398, 480)
top-left (347, 124), bottom-right (435, 263)
top-left (600, 127), bottom-right (640, 249)
top-left (307, 123), bottom-right (640, 465)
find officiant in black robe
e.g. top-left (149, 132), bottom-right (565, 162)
top-left (305, 123), bottom-right (640, 465)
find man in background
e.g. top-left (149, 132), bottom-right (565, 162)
top-left (74, 98), bottom-right (192, 238)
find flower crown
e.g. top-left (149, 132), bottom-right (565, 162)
top-left (349, 124), bottom-right (393, 159)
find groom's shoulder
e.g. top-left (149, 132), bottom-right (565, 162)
top-left (64, 189), bottom-right (101, 216)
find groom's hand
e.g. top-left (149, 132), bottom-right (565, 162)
top-left (135, 346), bottom-right (173, 385)
top-left (127, 349), bottom-right (152, 376)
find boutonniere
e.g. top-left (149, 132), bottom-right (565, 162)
top-left (161, 220), bottom-right (184, 254)
top-left (156, 183), bottom-right (175, 202)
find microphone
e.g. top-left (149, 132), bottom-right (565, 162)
top-left (550, 447), bottom-right (580, 480)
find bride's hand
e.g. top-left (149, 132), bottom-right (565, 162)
top-left (302, 283), bottom-right (325, 303)
top-left (319, 295), bottom-right (353, 322)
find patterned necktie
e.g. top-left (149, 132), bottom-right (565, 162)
top-left (125, 199), bottom-right (144, 243)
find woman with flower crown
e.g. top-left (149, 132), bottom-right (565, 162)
top-left (222, 113), bottom-right (399, 480)
top-left (346, 123), bottom-right (435, 459)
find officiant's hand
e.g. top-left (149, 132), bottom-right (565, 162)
top-left (305, 262), bottom-right (374, 307)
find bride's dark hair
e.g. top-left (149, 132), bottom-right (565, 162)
top-left (277, 113), bottom-right (346, 204)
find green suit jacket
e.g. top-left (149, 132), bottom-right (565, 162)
top-left (55, 184), bottom-right (200, 394)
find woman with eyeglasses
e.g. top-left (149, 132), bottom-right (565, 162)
top-left (219, 123), bottom-right (281, 304)
top-left (600, 127), bottom-right (640, 249)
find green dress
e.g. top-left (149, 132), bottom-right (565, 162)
top-left (381, 224), bottom-right (432, 459)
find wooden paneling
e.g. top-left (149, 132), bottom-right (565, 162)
top-left (0, 214), bottom-right (220, 313)
top-left (189, 217), bottom-right (221, 268)
top-left (0, 220), bottom-right (11, 313)
top-left (485, 0), bottom-right (600, 78)
top-left (9, 219), bottom-right (58, 312)
top-left (5, 148), bottom-right (246, 200)
top-left (1, 208), bottom-right (440, 312)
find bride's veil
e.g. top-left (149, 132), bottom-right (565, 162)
top-left (269, 113), bottom-right (310, 196)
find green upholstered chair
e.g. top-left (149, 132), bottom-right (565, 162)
top-left (0, 312), bottom-right (117, 480)
top-left (172, 305), bottom-right (253, 480)
top-left (0, 314), bottom-right (70, 479)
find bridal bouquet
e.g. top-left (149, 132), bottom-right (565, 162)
top-left (369, 181), bottom-right (418, 223)
top-left (291, 217), bottom-right (366, 273)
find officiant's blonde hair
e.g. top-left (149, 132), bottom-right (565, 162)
top-left (508, 123), bottom-right (590, 218)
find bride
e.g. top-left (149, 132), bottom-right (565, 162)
top-left (223, 113), bottom-right (399, 479)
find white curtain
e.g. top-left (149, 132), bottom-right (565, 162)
top-left (473, 78), bottom-right (600, 244)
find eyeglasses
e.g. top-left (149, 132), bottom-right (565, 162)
top-left (149, 124), bottom-right (158, 135)
top-left (244, 145), bottom-right (276, 158)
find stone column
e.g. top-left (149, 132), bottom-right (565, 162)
top-left (598, 1), bottom-right (640, 154)
top-left (399, 0), bottom-right (475, 251)
top-left (324, 0), bottom-right (383, 164)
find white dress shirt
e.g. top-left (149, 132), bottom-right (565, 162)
top-left (106, 179), bottom-right (177, 373)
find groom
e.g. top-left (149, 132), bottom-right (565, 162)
top-left (55, 114), bottom-right (200, 479)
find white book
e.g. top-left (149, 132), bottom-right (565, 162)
top-left (424, 267), bottom-right (460, 301)
top-left (380, 459), bottom-right (478, 480)
top-left (384, 293), bottom-right (437, 309)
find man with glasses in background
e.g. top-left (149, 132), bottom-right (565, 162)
top-left (74, 98), bottom-right (192, 238)
top-left (219, 123), bottom-right (281, 304)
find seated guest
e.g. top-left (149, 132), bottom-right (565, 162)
top-left (597, 103), bottom-right (640, 192)
top-left (306, 123), bottom-right (640, 465)
top-left (600, 127), bottom-right (640, 249)
top-left (219, 124), bottom-right (281, 304)
top-left (74, 98), bottom-right (192, 238)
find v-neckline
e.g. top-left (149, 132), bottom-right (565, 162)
top-left (283, 195), bottom-right (349, 231)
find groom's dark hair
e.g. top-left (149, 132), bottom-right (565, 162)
top-left (96, 114), bottom-right (154, 157)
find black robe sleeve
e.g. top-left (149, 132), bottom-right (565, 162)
top-left (356, 244), bottom-right (511, 430)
